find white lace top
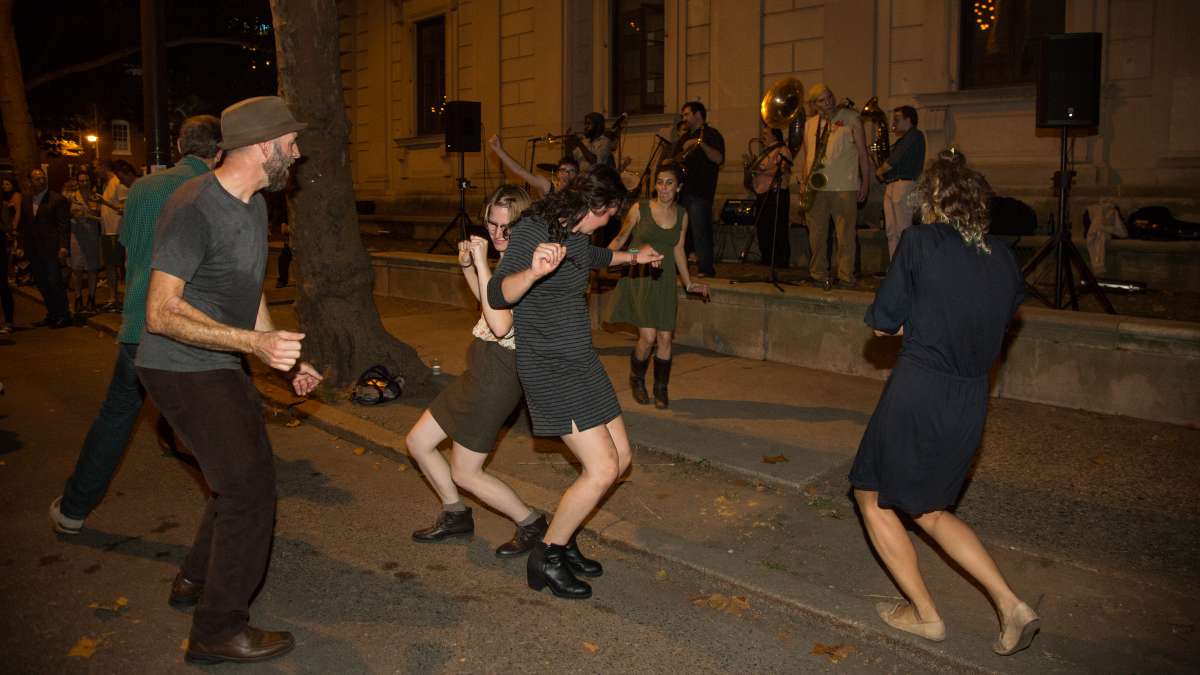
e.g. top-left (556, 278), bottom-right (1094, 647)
top-left (471, 314), bottom-right (516, 350)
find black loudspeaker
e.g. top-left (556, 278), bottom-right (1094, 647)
top-left (444, 101), bottom-right (481, 152)
top-left (1037, 33), bottom-right (1102, 128)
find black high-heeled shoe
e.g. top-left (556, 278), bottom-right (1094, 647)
top-left (564, 533), bottom-right (603, 577)
top-left (527, 543), bottom-right (591, 599)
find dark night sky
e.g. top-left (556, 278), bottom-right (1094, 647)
top-left (15, 0), bottom-right (278, 139)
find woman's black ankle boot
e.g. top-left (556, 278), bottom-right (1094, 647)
top-left (653, 356), bottom-right (672, 409)
top-left (629, 352), bottom-right (650, 405)
top-left (527, 542), bottom-right (592, 599)
top-left (564, 532), bottom-right (603, 577)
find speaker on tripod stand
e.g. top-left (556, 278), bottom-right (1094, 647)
top-left (429, 101), bottom-right (484, 254)
top-left (1023, 32), bottom-right (1115, 313)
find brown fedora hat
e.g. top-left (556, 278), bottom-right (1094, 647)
top-left (218, 96), bottom-right (308, 150)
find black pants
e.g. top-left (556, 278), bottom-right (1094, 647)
top-left (0, 243), bottom-right (13, 324)
top-left (681, 192), bottom-right (716, 275)
top-left (137, 367), bottom-right (277, 642)
top-left (277, 243), bottom-right (292, 286)
top-left (754, 188), bottom-right (791, 268)
top-left (30, 254), bottom-right (69, 322)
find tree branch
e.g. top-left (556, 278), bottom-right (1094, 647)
top-left (25, 37), bottom-right (269, 91)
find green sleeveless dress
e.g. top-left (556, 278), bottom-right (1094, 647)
top-left (607, 201), bottom-right (684, 330)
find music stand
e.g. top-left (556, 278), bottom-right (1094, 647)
top-left (730, 155), bottom-right (798, 292)
top-left (1020, 127), bottom-right (1114, 313)
top-left (428, 151), bottom-right (473, 254)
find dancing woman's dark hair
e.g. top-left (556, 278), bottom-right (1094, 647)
top-left (527, 164), bottom-right (630, 241)
top-left (913, 147), bottom-right (993, 254)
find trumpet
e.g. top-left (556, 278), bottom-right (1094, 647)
top-left (680, 124), bottom-right (706, 162)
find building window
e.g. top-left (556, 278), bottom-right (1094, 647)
top-left (612, 0), bottom-right (665, 115)
top-left (959, 0), bottom-right (1065, 89)
top-left (111, 120), bottom-right (131, 155)
top-left (416, 16), bottom-right (446, 136)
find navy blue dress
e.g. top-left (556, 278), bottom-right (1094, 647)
top-left (849, 223), bottom-right (1023, 515)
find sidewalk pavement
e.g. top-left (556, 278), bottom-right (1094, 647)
top-left (62, 283), bottom-right (1200, 673)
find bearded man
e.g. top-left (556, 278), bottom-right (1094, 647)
top-left (136, 96), bottom-right (321, 665)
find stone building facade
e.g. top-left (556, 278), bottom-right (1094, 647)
top-left (339, 0), bottom-right (1200, 223)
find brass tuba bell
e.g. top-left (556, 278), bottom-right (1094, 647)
top-left (761, 77), bottom-right (806, 156)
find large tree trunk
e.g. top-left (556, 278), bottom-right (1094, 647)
top-left (270, 0), bottom-right (427, 389)
top-left (0, 0), bottom-right (39, 181)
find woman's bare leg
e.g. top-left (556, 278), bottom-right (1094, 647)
top-left (911, 510), bottom-right (1023, 620)
top-left (404, 410), bottom-right (457, 505)
top-left (449, 443), bottom-right (533, 523)
top-left (854, 489), bottom-right (941, 623)
top-left (655, 330), bottom-right (674, 360)
top-left (634, 328), bottom-right (656, 360)
top-left (544, 423), bottom-right (621, 545)
top-left (604, 415), bottom-right (634, 477)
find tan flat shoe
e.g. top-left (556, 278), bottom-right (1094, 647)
top-left (993, 601), bottom-right (1040, 656)
top-left (875, 601), bottom-right (946, 642)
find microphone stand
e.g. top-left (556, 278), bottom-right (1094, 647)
top-left (731, 153), bottom-right (798, 293)
top-left (630, 134), bottom-right (673, 198)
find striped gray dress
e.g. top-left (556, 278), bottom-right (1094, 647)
top-left (487, 216), bottom-right (621, 436)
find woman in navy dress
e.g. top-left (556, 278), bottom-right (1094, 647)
top-left (488, 165), bottom-right (663, 599)
top-left (849, 149), bottom-right (1040, 655)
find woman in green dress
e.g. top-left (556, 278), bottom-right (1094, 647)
top-left (607, 162), bottom-right (709, 409)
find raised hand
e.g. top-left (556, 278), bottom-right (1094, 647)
top-left (487, 134), bottom-right (503, 153)
top-left (291, 361), bottom-right (323, 396)
top-left (253, 330), bottom-right (305, 371)
top-left (531, 242), bottom-right (566, 279)
top-left (457, 239), bottom-right (473, 267)
top-left (467, 235), bottom-right (489, 267)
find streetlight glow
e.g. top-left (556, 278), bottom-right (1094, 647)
top-left (85, 134), bottom-right (98, 143)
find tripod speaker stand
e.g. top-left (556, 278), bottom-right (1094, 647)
top-left (1022, 33), bottom-right (1113, 313)
top-left (428, 101), bottom-right (482, 254)
top-left (428, 151), bottom-right (473, 254)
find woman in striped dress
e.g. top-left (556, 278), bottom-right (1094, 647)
top-left (487, 166), bottom-right (664, 599)
top-left (405, 186), bottom-right (549, 558)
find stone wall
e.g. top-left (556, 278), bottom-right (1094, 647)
top-left (366, 249), bottom-right (1200, 427)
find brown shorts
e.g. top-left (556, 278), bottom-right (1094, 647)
top-left (428, 338), bottom-right (524, 453)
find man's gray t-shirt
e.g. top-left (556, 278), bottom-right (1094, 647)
top-left (136, 173), bottom-right (268, 372)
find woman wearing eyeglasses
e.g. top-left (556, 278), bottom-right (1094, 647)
top-left (487, 165), bottom-right (663, 599)
top-left (404, 185), bottom-right (549, 559)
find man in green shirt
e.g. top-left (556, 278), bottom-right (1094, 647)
top-left (50, 115), bottom-right (222, 536)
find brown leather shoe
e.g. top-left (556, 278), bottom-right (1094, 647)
top-left (167, 573), bottom-right (204, 609)
top-left (185, 626), bottom-right (295, 664)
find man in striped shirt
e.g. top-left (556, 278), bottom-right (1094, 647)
top-left (50, 115), bottom-right (223, 538)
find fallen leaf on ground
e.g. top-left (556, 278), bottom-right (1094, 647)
top-left (655, 569), bottom-right (668, 581)
top-left (68, 637), bottom-right (99, 657)
top-left (115, 597), bottom-right (128, 608)
top-left (397, 465), bottom-right (409, 472)
top-left (373, 463), bottom-right (381, 470)
top-left (691, 593), bottom-right (750, 617)
top-left (762, 455), bottom-right (788, 464)
top-left (180, 638), bottom-right (189, 651)
top-left (285, 419), bottom-right (302, 428)
top-left (1090, 455), bottom-right (1106, 465)
top-left (582, 641), bottom-right (600, 654)
top-left (811, 643), bottom-right (855, 663)
top-left (353, 447), bottom-right (366, 456)
top-left (818, 508), bottom-right (844, 520)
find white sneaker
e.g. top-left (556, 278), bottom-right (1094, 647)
top-left (49, 496), bottom-right (84, 535)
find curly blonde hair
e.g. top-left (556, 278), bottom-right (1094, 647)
top-left (912, 147), bottom-right (993, 254)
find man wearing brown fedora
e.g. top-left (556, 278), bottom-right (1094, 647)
top-left (137, 96), bottom-right (322, 665)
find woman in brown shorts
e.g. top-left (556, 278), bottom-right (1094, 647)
top-left (405, 185), bottom-right (547, 558)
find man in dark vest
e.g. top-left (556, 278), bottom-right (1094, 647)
top-left (20, 168), bottom-right (72, 327)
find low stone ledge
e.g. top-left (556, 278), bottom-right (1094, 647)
top-left (367, 250), bottom-right (1199, 426)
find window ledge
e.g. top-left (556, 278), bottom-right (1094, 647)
top-left (915, 85), bottom-right (1036, 108)
top-left (394, 135), bottom-right (445, 150)
top-left (622, 113), bottom-right (676, 134)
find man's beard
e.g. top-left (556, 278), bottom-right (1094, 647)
top-left (263, 145), bottom-right (294, 192)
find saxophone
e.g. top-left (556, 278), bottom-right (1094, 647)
top-left (799, 116), bottom-right (832, 212)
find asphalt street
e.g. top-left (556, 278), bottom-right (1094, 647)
top-left (0, 292), bottom-right (942, 674)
